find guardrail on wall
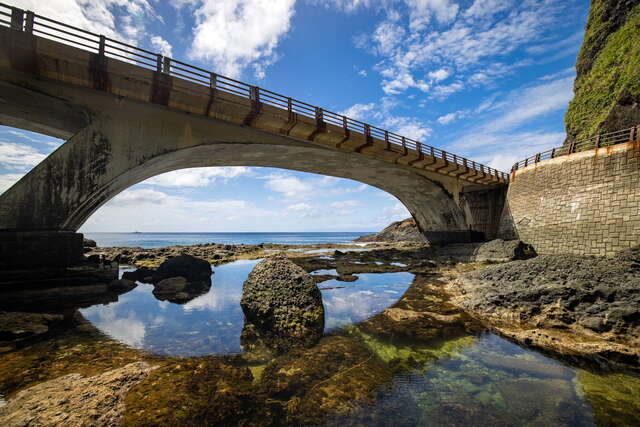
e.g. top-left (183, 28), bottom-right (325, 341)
top-left (0, 2), bottom-right (510, 183)
top-left (511, 125), bottom-right (640, 172)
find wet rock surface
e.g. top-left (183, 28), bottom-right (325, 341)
top-left (0, 362), bottom-right (153, 427)
top-left (122, 254), bottom-right (213, 303)
top-left (355, 217), bottom-right (428, 243)
top-left (452, 246), bottom-right (640, 370)
top-left (0, 312), bottom-right (64, 341)
top-left (431, 239), bottom-right (536, 263)
top-left (240, 253), bottom-right (324, 353)
top-left (151, 254), bottom-right (212, 284)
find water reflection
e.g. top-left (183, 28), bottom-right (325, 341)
top-left (322, 272), bottom-right (414, 330)
top-left (80, 260), bottom-right (414, 356)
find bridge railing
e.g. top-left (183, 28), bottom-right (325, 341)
top-left (511, 125), bottom-right (640, 172)
top-left (0, 3), bottom-right (509, 182)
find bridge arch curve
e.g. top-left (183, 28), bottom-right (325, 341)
top-left (0, 107), bottom-right (469, 241)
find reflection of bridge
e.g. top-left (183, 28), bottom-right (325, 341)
top-left (0, 4), bottom-right (508, 270)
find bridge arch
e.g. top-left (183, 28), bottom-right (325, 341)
top-left (0, 103), bottom-right (469, 240)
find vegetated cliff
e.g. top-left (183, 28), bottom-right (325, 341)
top-left (564, 0), bottom-right (640, 143)
top-left (354, 218), bottom-right (428, 243)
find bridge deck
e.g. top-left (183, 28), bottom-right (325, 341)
top-left (0, 3), bottom-right (507, 185)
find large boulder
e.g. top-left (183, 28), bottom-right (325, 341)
top-left (152, 276), bottom-right (211, 304)
top-left (354, 218), bottom-right (427, 243)
top-left (152, 254), bottom-right (212, 284)
top-left (240, 253), bottom-right (324, 353)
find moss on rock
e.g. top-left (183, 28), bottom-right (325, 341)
top-left (565, 0), bottom-right (640, 142)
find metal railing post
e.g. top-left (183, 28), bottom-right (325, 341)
top-left (630, 126), bottom-right (637, 142)
top-left (24, 10), bottom-right (34, 33)
top-left (155, 55), bottom-right (163, 73)
top-left (550, 148), bottom-right (556, 159)
top-left (162, 57), bottom-right (171, 74)
top-left (315, 107), bottom-right (323, 127)
top-left (401, 136), bottom-right (407, 155)
top-left (10, 7), bottom-right (24, 31)
top-left (535, 153), bottom-right (541, 163)
top-left (98, 35), bottom-right (106, 56)
top-left (595, 134), bottom-right (601, 149)
top-left (210, 72), bottom-right (217, 89)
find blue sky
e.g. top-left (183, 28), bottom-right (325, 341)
top-left (0, 0), bottom-right (588, 232)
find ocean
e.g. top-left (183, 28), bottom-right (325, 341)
top-left (82, 231), bottom-right (373, 248)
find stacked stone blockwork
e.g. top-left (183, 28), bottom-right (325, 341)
top-left (499, 142), bottom-right (640, 256)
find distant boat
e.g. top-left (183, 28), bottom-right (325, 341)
top-left (133, 231), bottom-right (141, 234)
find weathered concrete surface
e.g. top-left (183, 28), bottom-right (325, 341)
top-left (0, 26), bottom-right (506, 260)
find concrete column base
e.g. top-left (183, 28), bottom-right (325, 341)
top-left (425, 230), bottom-right (477, 244)
top-left (0, 230), bottom-right (84, 270)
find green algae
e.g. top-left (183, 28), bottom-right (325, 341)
top-left (122, 356), bottom-right (263, 426)
top-left (576, 369), bottom-right (640, 426)
top-left (345, 325), bottom-right (476, 373)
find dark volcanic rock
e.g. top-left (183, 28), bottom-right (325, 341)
top-left (122, 267), bottom-right (155, 283)
top-left (107, 279), bottom-right (137, 292)
top-left (433, 239), bottom-right (536, 263)
top-left (240, 253), bottom-right (324, 353)
top-left (0, 312), bottom-right (64, 340)
top-left (455, 246), bottom-right (640, 368)
top-left (152, 276), bottom-right (211, 304)
top-left (355, 218), bottom-right (427, 243)
top-left (152, 254), bottom-right (212, 284)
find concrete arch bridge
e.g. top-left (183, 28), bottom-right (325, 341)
top-left (0, 5), bottom-right (507, 270)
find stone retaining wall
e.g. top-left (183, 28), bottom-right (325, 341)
top-left (499, 141), bottom-right (640, 256)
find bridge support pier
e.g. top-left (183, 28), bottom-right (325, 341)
top-left (0, 230), bottom-right (117, 287)
top-left (0, 230), bottom-right (83, 270)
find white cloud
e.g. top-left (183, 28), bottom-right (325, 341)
top-left (431, 81), bottom-right (464, 99)
top-left (437, 110), bottom-right (466, 125)
top-left (144, 167), bottom-right (250, 187)
top-left (108, 188), bottom-right (169, 207)
top-left (384, 116), bottom-right (432, 141)
top-left (475, 131), bottom-right (565, 171)
top-left (428, 68), bottom-right (450, 82)
top-left (311, 0), bottom-right (374, 12)
top-left (187, 0), bottom-right (296, 78)
top-left (264, 174), bottom-right (315, 199)
top-left (359, 0), bottom-right (563, 99)
top-left (463, 0), bottom-right (513, 19)
top-left (339, 102), bottom-right (376, 121)
top-left (329, 200), bottom-right (360, 208)
top-left (0, 142), bottom-right (47, 170)
top-left (358, 69), bottom-right (368, 77)
top-left (150, 35), bottom-right (173, 57)
top-left (408, 0), bottom-right (459, 29)
top-left (11, 0), bottom-right (158, 45)
top-left (483, 76), bottom-right (574, 133)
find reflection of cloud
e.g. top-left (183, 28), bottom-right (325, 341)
top-left (82, 305), bottom-right (146, 347)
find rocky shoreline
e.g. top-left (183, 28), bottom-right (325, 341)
top-left (445, 246), bottom-right (640, 372)
top-left (1, 232), bottom-right (639, 424)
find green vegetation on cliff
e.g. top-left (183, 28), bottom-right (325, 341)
top-left (565, 0), bottom-right (640, 142)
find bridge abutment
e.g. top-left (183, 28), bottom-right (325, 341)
top-left (0, 230), bottom-right (83, 270)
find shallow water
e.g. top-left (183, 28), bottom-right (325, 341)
top-left (4, 257), bottom-right (640, 425)
top-left (80, 261), bottom-right (414, 357)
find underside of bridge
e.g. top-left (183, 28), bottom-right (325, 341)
top-left (0, 25), bottom-right (507, 272)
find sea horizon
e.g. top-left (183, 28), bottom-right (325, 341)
top-left (83, 231), bottom-right (376, 248)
